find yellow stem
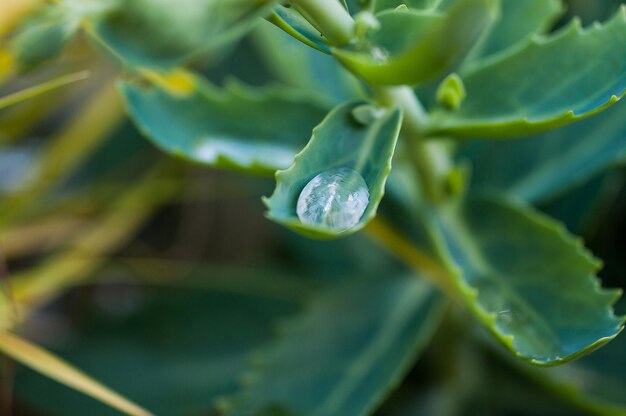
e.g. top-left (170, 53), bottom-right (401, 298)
top-left (365, 218), bottom-right (460, 300)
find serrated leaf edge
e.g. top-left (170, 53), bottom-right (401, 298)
top-left (427, 193), bottom-right (624, 366)
top-left (427, 7), bottom-right (626, 138)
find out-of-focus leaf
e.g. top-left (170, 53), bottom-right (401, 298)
top-left (8, 0), bottom-right (113, 70)
top-left (225, 275), bottom-right (446, 416)
top-left (265, 100), bottom-right (402, 239)
top-left (464, 0), bottom-right (563, 63)
top-left (121, 70), bottom-right (328, 174)
top-left (253, 21), bottom-right (359, 105)
top-left (89, 0), bottom-right (275, 68)
top-left (426, 9), bottom-right (626, 138)
top-left (428, 194), bottom-right (624, 365)
top-left (562, 0), bottom-right (624, 25)
top-left (9, 5), bottom-right (76, 71)
top-left (15, 265), bottom-right (317, 416)
top-left (540, 173), bottom-right (619, 235)
top-left (333, 0), bottom-right (498, 85)
top-left (268, 5), bottom-right (330, 53)
top-left (374, 0), bottom-right (441, 12)
top-left (0, 71), bottom-right (89, 110)
top-left (0, 330), bottom-right (153, 416)
top-left (459, 100), bottom-right (626, 202)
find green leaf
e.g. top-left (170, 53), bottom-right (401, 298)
top-left (373, 0), bottom-right (441, 12)
top-left (268, 5), bottom-right (330, 53)
top-left (464, 0), bottom-right (564, 63)
top-left (563, 0), bottom-right (624, 25)
top-left (8, 5), bottom-right (79, 71)
top-left (120, 71), bottom-right (328, 174)
top-left (253, 21), bottom-right (359, 105)
top-left (539, 318), bottom-right (626, 414)
top-left (332, 0), bottom-right (498, 86)
top-left (428, 194), bottom-right (624, 365)
top-left (8, 0), bottom-right (114, 71)
top-left (225, 275), bottom-right (446, 416)
top-left (490, 302), bottom-right (626, 415)
top-left (541, 173), bottom-right (617, 236)
top-left (15, 266), bottom-right (315, 416)
top-left (426, 8), bottom-right (626, 138)
top-left (459, 100), bottom-right (626, 202)
top-left (264, 100), bottom-right (402, 239)
top-left (88, 0), bottom-right (275, 68)
top-left (0, 331), bottom-right (153, 416)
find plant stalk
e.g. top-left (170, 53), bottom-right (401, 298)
top-left (290, 0), bottom-right (355, 45)
top-left (290, 0), bottom-right (453, 201)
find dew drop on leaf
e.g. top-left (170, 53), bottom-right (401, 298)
top-left (296, 167), bottom-right (369, 231)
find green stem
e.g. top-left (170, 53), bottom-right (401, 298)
top-left (290, 0), bottom-right (453, 202)
top-left (374, 86), bottom-right (452, 201)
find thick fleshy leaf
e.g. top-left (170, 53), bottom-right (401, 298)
top-left (268, 5), bottom-right (330, 53)
top-left (8, 4), bottom-right (79, 71)
top-left (541, 173), bottom-right (617, 235)
top-left (427, 8), bottom-right (626, 138)
top-left (15, 266), bottom-right (316, 416)
top-left (120, 71), bottom-right (328, 174)
top-left (529, 321), bottom-right (626, 415)
top-left (225, 275), bottom-right (446, 416)
top-left (264, 100), bottom-right (402, 239)
top-left (563, 0), bottom-right (624, 25)
top-left (459, 100), bottom-right (626, 202)
top-left (464, 0), bottom-right (563, 63)
top-left (8, 0), bottom-right (114, 71)
top-left (253, 20), bottom-right (359, 105)
top-left (332, 0), bottom-right (498, 86)
top-left (374, 0), bottom-right (441, 12)
top-left (428, 194), bottom-right (623, 365)
top-left (88, 0), bottom-right (275, 68)
top-left (0, 331), bottom-right (153, 416)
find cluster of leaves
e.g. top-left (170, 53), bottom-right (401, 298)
top-left (1, 0), bottom-right (626, 415)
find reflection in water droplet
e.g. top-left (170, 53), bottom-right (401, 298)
top-left (297, 167), bottom-right (369, 231)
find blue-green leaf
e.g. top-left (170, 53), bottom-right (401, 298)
top-left (9, 5), bottom-right (78, 71)
top-left (15, 266), bottom-right (316, 416)
top-left (428, 194), bottom-right (624, 365)
top-left (225, 275), bottom-right (446, 416)
top-left (267, 5), bottom-right (330, 53)
top-left (459, 100), bottom-right (626, 202)
top-left (427, 8), bottom-right (626, 138)
top-left (332, 0), bottom-right (498, 86)
top-left (8, 0), bottom-right (112, 71)
top-left (265, 100), bottom-right (402, 239)
top-left (374, 0), bottom-right (441, 12)
top-left (120, 70), bottom-right (328, 174)
top-left (464, 0), bottom-right (564, 63)
top-left (89, 0), bottom-right (275, 68)
top-left (253, 20), bottom-right (360, 105)
top-left (522, 327), bottom-right (626, 415)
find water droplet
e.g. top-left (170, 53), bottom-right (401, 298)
top-left (297, 167), bottom-right (369, 231)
